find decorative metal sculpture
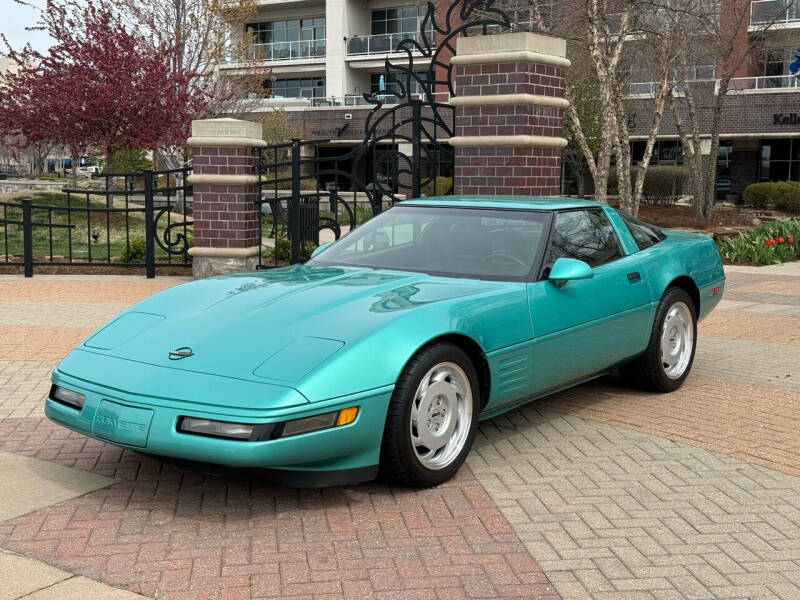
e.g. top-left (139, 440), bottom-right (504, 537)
top-left (351, 0), bottom-right (512, 203)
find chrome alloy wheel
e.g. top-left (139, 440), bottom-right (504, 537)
top-left (660, 301), bottom-right (694, 379)
top-left (409, 362), bottom-right (473, 470)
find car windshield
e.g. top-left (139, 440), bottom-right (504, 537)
top-left (308, 205), bottom-right (550, 280)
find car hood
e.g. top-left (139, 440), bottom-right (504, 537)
top-left (75, 265), bottom-right (513, 387)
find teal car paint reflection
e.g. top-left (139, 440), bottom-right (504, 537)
top-left (46, 197), bottom-right (725, 486)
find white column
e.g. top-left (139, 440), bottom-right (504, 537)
top-left (326, 0), bottom-right (348, 98)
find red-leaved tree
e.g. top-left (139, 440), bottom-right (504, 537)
top-left (0, 0), bottom-right (208, 181)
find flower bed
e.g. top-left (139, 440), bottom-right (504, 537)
top-left (716, 220), bottom-right (800, 265)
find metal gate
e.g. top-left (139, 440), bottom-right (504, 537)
top-left (0, 167), bottom-right (193, 278)
top-left (255, 0), bottom-right (512, 266)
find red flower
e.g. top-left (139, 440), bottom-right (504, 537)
top-left (766, 239), bottom-right (774, 247)
top-left (777, 237), bottom-right (785, 243)
top-left (789, 237), bottom-right (795, 243)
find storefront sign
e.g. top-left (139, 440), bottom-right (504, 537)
top-left (773, 113), bottom-right (800, 125)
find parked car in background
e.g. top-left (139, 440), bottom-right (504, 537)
top-left (45, 197), bottom-right (725, 487)
top-left (77, 165), bottom-right (100, 177)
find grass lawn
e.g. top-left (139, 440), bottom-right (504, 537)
top-left (0, 192), bottom-right (192, 264)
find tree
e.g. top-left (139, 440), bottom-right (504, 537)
top-left (668, 0), bottom-right (789, 219)
top-left (260, 108), bottom-right (291, 173)
top-left (562, 49), bottom-right (602, 197)
top-left (612, 0), bottom-right (698, 216)
top-left (109, 149), bottom-right (154, 173)
top-left (110, 0), bottom-right (263, 117)
top-left (0, 1), bottom-right (205, 183)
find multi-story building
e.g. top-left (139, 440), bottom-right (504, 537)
top-left (221, 0), bottom-right (799, 198)
top-left (625, 0), bottom-right (800, 200)
top-left (220, 0), bottom-right (448, 189)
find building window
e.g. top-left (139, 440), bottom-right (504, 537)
top-left (370, 72), bottom-right (429, 96)
top-left (267, 77), bottom-right (326, 99)
top-left (717, 140), bottom-right (732, 198)
top-left (765, 47), bottom-right (793, 75)
top-left (629, 140), bottom-right (684, 165)
top-left (246, 18), bottom-right (326, 60)
top-left (760, 138), bottom-right (800, 182)
top-left (247, 18), bottom-right (325, 44)
top-left (692, 56), bottom-right (716, 80)
top-left (762, 47), bottom-right (798, 87)
top-left (371, 6), bottom-right (428, 35)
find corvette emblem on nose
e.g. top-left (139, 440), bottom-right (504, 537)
top-left (168, 347), bottom-right (194, 360)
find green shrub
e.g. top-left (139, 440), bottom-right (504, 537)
top-left (119, 236), bottom-right (147, 263)
top-left (109, 148), bottom-right (152, 173)
top-left (608, 166), bottom-right (690, 206)
top-left (420, 176), bottom-right (453, 197)
top-left (265, 235), bottom-right (315, 263)
top-left (716, 219), bottom-right (800, 265)
top-left (742, 181), bottom-right (800, 212)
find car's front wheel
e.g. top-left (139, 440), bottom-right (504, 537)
top-left (621, 287), bottom-right (697, 392)
top-left (380, 343), bottom-right (479, 487)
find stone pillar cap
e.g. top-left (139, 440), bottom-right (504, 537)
top-left (188, 118), bottom-right (267, 147)
top-left (452, 32), bottom-right (570, 67)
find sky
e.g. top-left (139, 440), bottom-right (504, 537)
top-left (2, 0), bottom-right (52, 55)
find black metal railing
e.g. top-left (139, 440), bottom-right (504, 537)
top-left (256, 139), bottom-right (364, 268)
top-left (0, 167), bottom-right (192, 278)
top-left (255, 98), bottom-right (455, 267)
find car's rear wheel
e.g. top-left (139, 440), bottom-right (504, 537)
top-left (380, 343), bottom-right (479, 487)
top-left (621, 287), bottom-right (697, 392)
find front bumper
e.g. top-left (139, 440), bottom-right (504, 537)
top-left (47, 361), bottom-right (393, 486)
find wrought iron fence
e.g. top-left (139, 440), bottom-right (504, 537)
top-left (256, 139), bottom-right (365, 269)
top-left (0, 167), bottom-right (192, 277)
top-left (256, 100), bottom-right (455, 267)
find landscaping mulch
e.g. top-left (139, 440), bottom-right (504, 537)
top-left (609, 202), bottom-right (755, 230)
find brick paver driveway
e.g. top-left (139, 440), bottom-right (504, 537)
top-left (1, 265), bottom-right (799, 600)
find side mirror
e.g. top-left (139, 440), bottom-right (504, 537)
top-left (548, 257), bottom-right (593, 283)
top-left (310, 242), bottom-right (332, 258)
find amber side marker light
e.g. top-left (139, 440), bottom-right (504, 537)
top-left (279, 407), bottom-right (359, 438)
top-left (336, 406), bottom-right (359, 427)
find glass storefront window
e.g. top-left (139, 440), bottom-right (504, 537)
top-left (760, 139), bottom-right (800, 182)
top-left (717, 141), bottom-right (732, 198)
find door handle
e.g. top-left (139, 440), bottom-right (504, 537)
top-left (627, 271), bottom-right (641, 282)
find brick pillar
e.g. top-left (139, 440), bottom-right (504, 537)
top-left (450, 33), bottom-right (570, 196)
top-left (187, 118), bottom-right (266, 278)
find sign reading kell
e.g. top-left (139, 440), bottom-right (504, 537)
top-left (774, 113), bottom-right (800, 125)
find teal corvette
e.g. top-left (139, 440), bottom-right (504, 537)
top-left (47, 197), bottom-right (725, 487)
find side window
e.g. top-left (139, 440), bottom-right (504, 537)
top-left (618, 212), bottom-right (667, 251)
top-left (546, 209), bottom-right (623, 269)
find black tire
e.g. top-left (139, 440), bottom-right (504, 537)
top-left (380, 342), bottom-right (480, 487)
top-left (620, 287), bottom-right (697, 393)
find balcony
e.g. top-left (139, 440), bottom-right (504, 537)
top-left (346, 32), bottom-right (434, 56)
top-left (248, 92), bottom-right (449, 111)
top-left (627, 75), bottom-right (799, 98)
top-left (730, 74), bottom-right (800, 90)
top-left (750, 0), bottom-right (800, 28)
top-left (243, 39), bottom-right (326, 62)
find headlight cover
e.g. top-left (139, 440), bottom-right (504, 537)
top-left (179, 417), bottom-right (254, 440)
top-left (177, 407), bottom-right (359, 442)
top-left (50, 385), bottom-right (86, 409)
